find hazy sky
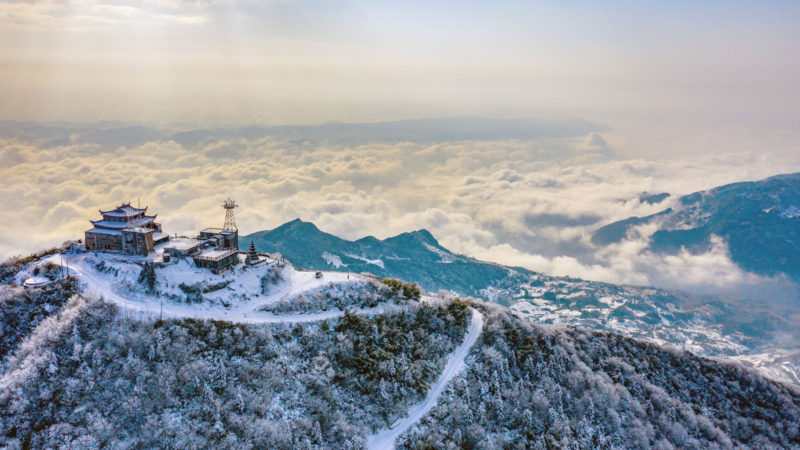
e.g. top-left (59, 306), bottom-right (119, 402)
top-left (2, 0), bottom-right (800, 134)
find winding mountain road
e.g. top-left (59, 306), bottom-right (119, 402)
top-left (41, 254), bottom-right (388, 324)
top-left (366, 308), bottom-right (484, 450)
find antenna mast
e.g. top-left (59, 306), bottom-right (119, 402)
top-left (222, 198), bottom-right (238, 231)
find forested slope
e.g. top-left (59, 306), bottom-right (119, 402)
top-left (400, 303), bottom-right (800, 448)
top-left (593, 172), bottom-right (800, 281)
top-left (0, 279), bottom-right (77, 367)
top-left (0, 294), bottom-right (470, 448)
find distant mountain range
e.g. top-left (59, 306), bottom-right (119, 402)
top-left (593, 172), bottom-right (800, 281)
top-left (0, 117), bottom-right (600, 148)
top-left (243, 218), bottom-right (800, 386)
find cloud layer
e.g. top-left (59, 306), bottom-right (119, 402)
top-left (2, 125), bottom-right (800, 297)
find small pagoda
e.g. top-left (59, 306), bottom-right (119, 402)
top-left (246, 240), bottom-right (261, 265)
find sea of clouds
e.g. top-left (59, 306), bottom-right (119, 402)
top-left (2, 122), bottom-right (799, 295)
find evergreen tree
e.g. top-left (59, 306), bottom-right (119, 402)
top-left (146, 264), bottom-right (156, 291)
top-left (138, 262), bottom-right (156, 291)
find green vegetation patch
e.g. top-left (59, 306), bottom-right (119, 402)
top-left (381, 278), bottom-right (421, 301)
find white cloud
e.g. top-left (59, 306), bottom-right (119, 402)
top-left (1, 131), bottom-right (799, 297)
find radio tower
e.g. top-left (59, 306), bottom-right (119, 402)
top-left (222, 198), bottom-right (238, 231)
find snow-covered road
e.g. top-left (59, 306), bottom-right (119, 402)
top-left (41, 254), bottom-right (389, 324)
top-left (366, 308), bottom-right (484, 450)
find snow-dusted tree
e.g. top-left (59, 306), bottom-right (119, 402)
top-left (260, 262), bottom-right (285, 294)
top-left (137, 262), bottom-right (156, 292)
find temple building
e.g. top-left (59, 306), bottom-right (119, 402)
top-left (85, 203), bottom-right (168, 255)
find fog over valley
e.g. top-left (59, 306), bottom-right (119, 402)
top-left (2, 118), bottom-right (799, 297)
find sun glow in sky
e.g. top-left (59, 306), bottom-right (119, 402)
top-left (2, 0), bottom-right (800, 131)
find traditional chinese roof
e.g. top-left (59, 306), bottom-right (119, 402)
top-left (99, 203), bottom-right (148, 217)
top-left (85, 227), bottom-right (122, 236)
top-left (91, 215), bottom-right (157, 229)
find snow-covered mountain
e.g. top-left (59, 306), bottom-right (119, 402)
top-left (244, 219), bottom-right (800, 387)
top-left (1, 248), bottom-right (799, 448)
top-left (593, 172), bottom-right (800, 281)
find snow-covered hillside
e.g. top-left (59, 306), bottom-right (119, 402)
top-left (2, 248), bottom-right (486, 449)
top-left (24, 252), bottom-right (391, 324)
top-left (508, 282), bottom-right (800, 388)
top-left (3, 253), bottom-right (799, 449)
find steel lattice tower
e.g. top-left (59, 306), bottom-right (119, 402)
top-left (222, 198), bottom-right (238, 231)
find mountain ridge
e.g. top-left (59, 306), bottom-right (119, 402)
top-left (244, 219), bottom-right (524, 299)
top-left (592, 172), bottom-right (800, 281)
top-left (3, 278), bottom-right (798, 448)
top-left (242, 217), bottom-right (800, 387)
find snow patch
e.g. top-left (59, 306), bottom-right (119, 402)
top-left (322, 251), bottom-right (346, 268)
top-left (42, 253), bottom-right (374, 324)
top-left (780, 205), bottom-right (800, 219)
top-left (422, 243), bottom-right (456, 264)
top-left (344, 252), bottom-right (385, 269)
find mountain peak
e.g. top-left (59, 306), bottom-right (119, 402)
top-left (266, 220), bottom-right (441, 248)
top-left (409, 229), bottom-right (439, 245)
top-left (383, 228), bottom-right (442, 249)
top-left (275, 218), bottom-right (319, 232)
